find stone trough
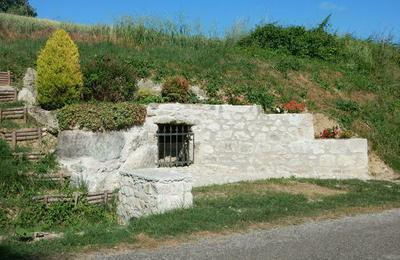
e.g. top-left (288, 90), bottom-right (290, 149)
top-left (117, 168), bottom-right (193, 224)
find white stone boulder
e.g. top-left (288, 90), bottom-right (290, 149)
top-left (18, 68), bottom-right (37, 105)
top-left (117, 168), bottom-right (193, 224)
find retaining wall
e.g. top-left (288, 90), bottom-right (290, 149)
top-left (57, 104), bottom-right (369, 191)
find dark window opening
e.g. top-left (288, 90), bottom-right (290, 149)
top-left (156, 124), bottom-right (194, 167)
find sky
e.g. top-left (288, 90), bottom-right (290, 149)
top-left (30, 0), bottom-right (400, 41)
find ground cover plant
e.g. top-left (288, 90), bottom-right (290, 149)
top-left (57, 102), bottom-right (147, 131)
top-left (0, 177), bottom-right (399, 258)
top-left (1, 13), bottom-right (399, 171)
top-left (0, 139), bottom-right (117, 256)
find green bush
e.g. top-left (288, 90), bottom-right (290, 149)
top-left (0, 139), bottom-right (31, 196)
top-left (36, 29), bottom-right (83, 109)
top-left (161, 76), bottom-right (189, 103)
top-left (1, 0), bottom-right (37, 17)
top-left (245, 88), bottom-right (274, 111)
top-left (135, 88), bottom-right (165, 104)
top-left (16, 199), bottom-right (116, 229)
top-left (83, 55), bottom-right (137, 102)
top-left (239, 21), bottom-right (340, 60)
top-left (336, 99), bottom-right (360, 113)
top-left (0, 208), bottom-right (8, 229)
top-left (57, 102), bottom-right (147, 131)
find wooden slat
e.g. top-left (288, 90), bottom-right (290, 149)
top-left (5, 132), bottom-right (39, 137)
top-left (32, 191), bottom-right (116, 205)
top-left (4, 136), bottom-right (38, 141)
top-left (1, 115), bottom-right (24, 120)
top-left (2, 111), bottom-right (24, 115)
top-left (3, 128), bottom-right (44, 134)
top-left (2, 107), bottom-right (24, 112)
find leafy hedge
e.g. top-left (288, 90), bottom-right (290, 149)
top-left (83, 55), bottom-right (137, 102)
top-left (57, 102), bottom-right (147, 131)
top-left (239, 21), bottom-right (340, 60)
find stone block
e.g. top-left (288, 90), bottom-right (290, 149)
top-left (118, 168), bottom-right (193, 224)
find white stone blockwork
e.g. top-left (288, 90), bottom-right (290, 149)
top-left (57, 104), bottom-right (370, 192)
top-left (117, 168), bottom-right (192, 224)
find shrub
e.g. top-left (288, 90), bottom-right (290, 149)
top-left (57, 102), bottom-right (147, 131)
top-left (239, 20), bottom-right (341, 60)
top-left (0, 208), bottom-right (8, 229)
top-left (283, 100), bottom-right (305, 113)
top-left (83, 55), bottom-right (137, 102)
top-left (340, 129), bottom-right (353, 139)
top-left (161, 76), bottom-right (189, 103)
top-left (135, 88), bottom-right (165, 104)
top-left (36, 29), bottom-right (83, 109)
top-left (336, 99), bottom-right (360, 113)
top-left (245, 88), bottom-right (275, 110)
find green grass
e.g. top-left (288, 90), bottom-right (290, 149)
top-left (0, 178), bottom-right (399, 259)
top-left (5, 36), bottom-right (398, 171)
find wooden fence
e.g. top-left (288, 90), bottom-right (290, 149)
top-left (1, 128), bottom-right (45, 148)
top-left (32, 191), bottom-right (116, 205)
top-left (13, 152), bottom-right (45, 161)
top-left (26, 171), bottom-right (71, 182)
top-left (0, 71), bottom-right (11, 86)
top-left (0, 88), bottom-right (17, 103)
top-left (0, 107), bottom-right (27, 123)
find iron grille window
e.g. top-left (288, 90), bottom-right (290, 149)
top-left (156, 124), bottom-right (194, 167)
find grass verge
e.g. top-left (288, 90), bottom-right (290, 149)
top-left (1, 178), bottom-right (399, 259)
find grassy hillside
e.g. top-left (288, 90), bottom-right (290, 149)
top-left (0, 13), bottom-right (399, 172)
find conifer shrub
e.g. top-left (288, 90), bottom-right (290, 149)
top-left (36, 29), bottom-right (83, 110)
top-left (161, 76), bottom-right (189, 103)
top-left (83, 55), bottom-right (137, 102)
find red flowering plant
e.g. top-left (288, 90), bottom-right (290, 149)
top-left (319, 126), bottom-right (341, 139)
top-left (282, 100), bottom-right (305, 113)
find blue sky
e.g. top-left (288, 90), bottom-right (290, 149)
top-left (30, 0), bottom-right (400, 41)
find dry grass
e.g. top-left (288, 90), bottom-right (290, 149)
top-left (193, 180), bottom-right (347, 200)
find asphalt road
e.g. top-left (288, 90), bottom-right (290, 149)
top-left (92, 209), bottom-right (400, 260)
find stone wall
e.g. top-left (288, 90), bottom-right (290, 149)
top-left (57, 104), bottom-right (369, 191)
top-left (117, 168), bottom-right (192, 224)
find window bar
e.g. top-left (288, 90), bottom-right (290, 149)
top-left (192, 132), bottom-right (195, 164)
top-left (176, 125), bottom-right (178, 167)
top-left (169, 125), bottom-right (172, 167)
top-left (163, 125), bottom-right (166, 167)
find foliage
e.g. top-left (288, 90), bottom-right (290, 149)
top-left (36, 29), bottom-right (83, 110)
top-left (336, 99), bottom-right (360, 113)
top-left (135, 88), bottom-right (165, 104)
top-left (2, 179), bottom-right (400, 258)
top-left (161, 76), bottom-right (189, 103)
top-left (239, 18), bottom-right (340, 60)
top-left (1, 14), bottom-right (400, 171)
top-left (245, 87), bottom-right (274, 110)
top-left (319, 126), bottom-right (341, 139)
top-left (15, 199), bottom-right (116, 229)
top-left (57, 102), bottom-right (147, 131)
top-left (0, 207), bottom-right (8, 229)
top-left (283, 100), bottom-right (305, 113)
top-left (327, 126), bottom-right (357, 139)
top-left (0, 139), bottom-right (31, 196)
top-left (83, 55), bottom-right (137, 102)
top-left (0, 0), bottom-right (36, 17)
